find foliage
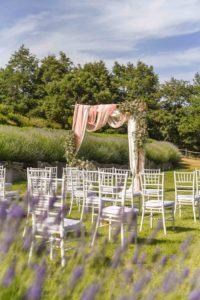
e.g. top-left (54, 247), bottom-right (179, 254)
top-left (0, 45), bottom-right (200, 150)
top-left (0, 45), bottom-right (40, 114)
top-left (145, 141), bottom-right (181, 167)
top-left (0, 127), bottom-right (180, 167)
top-left (64, 130), bottom-right (96, 169)
top-left (0, 126), bottom-right (66, 162)
top-left (118, 99), bottom-right (147, 148)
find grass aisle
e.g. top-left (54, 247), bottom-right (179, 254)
top-left (2, 157), bottom-right (200, 299)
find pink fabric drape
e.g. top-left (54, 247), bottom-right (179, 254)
top-left (72, 104), bottom-right (90, 151)
top-left (72, 104), bottom-right (126, 150)
top-left (87, 104), bottom-right (116, 132)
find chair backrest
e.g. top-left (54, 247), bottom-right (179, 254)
top-left (83, 170), bottom-right (99, 196)
top-left (174, 171), bottom-right (195, 197)
top-left (140, 172), bottom-right (164, 202)
top-left (62, 167), bottom-right (78, 177)
top-left (98, 167), bottom-right (115, 173)
top-left (29, 176), bottom-right (66, 232)
top-left (45, 166), bottom-right (57, 178)
top-left (64, 169), bottom-right (84, 194)
top-left (195, 170), bottom-right (200, 196)
top-left (99, 171), bottom-right (128, 207)
top-left (144, 169), bottom-right (161, 174)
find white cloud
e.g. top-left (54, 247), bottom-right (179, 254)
top-left (0, 0), bottom-right (200, 81)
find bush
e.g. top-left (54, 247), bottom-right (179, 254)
top-left (145, 141), bottom-right (181, 167)
top-left (79, 135), bottom-right (181, 168)
top-left (0, 127), bottom-right (181, 167)
top-left (0, 126), bottom-right (66, 162)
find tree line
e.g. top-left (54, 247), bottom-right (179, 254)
top-left (0, 45), bottom-right (200, 150)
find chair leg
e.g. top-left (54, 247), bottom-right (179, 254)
top-left (179, 203), bottom-right (182, 218)
top-left (174, 200), bottom-right (177, 217)
top-left (198, 200), bottom-right (200, 220)
top-left (121, 222), bottom-right (124, 247)
top-left (140, 208), bottom-right (145, 232)
top-left (28, 239), bottom-right (34, 265)
top-left (162, 208), bottom-right (166, 235)
top-left (108, 219), bottom-right (112, 241)
top-left (80, 198), bottom-right (85, 221)
top-left (23, 211), bottom-right (30, 237)
top-left (68, 195), bottom-right (74, 215)
top-left (91, 206), bottom-right (95, 224)
top-left (150, 211), bottom-right (153, 228)
top-left (60, 232), bottom-right (65, 267)
top-left (172, 206), bottom-right (175, 231)
top-left (91, 215), bottom-right (100, 246)
top-left (192, 202), bottom-right (196, 222)
top-left (50, 236), bottom-right (54, 260)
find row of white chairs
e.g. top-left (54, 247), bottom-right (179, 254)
top-left (139, 170), bottom-right (200, 235)
top-left (23, 167), bottom-right (200, 265)
top-left (26, 167), bottom-right (139, 266)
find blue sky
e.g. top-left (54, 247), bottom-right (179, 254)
top-left (0, 0), bottom-right (200, 82)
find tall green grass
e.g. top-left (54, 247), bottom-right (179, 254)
top-left (0, 126), bottom-right (181, 167)
top-left (81, 134), bottom-right (181, 167)
top-left (0, 126), bottom-right (66, 162)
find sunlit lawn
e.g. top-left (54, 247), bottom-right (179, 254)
top-left (1, 159), bottom-right (200, 299)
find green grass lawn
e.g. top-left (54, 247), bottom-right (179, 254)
top-left (1, 161), bottom-right (200, 299)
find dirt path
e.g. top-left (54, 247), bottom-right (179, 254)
top-left (181, 157), bottom-right (200, 169)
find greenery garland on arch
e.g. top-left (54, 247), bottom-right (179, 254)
top-left (64, 99), bottom-right (147, 167)
top-left (117, 99), bottom-right (148, 149)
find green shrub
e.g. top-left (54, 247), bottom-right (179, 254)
top-left (145, 141), bottom-right (181, 166)
top-left (0, 127), bottom-right (181, 167)
top-left (0, 113), bottom-right (9, 125)
top-left (0, 126), bottom-right (66, 162)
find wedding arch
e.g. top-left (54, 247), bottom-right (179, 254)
top-left (72, 100), bottom-right (147, 190)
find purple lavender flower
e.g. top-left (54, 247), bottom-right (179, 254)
top-left (162, 270), bottom-right (177, 293)
top-left (159, 255), bottom-right (168, 269)
top-left (180, 235), bottom-right (192, 253)
top-left (179, 267), bottom-right (190, 284)
top-left (81, 283), bottom-right (100, 300)
top-left (0, 201), bottom-right (8, 220)
top-left (70, 265), bottom-right (84, 289)
top-left (189, 290), bottom-right (200, 300)
top-left (8, 203), bottom-right (25, 219)
top-left (2, 258), bottom-right (16, 287)
top-left (23, 227), bottom-right (33, 251)
top-left (0, 228), bottom-right (15, 253)
top-left (25, 260), bottom-right (46, 300)
top-left (123, 268), bottom-right (133, 282)
top-left (133, 271), bottom-right (152, 294)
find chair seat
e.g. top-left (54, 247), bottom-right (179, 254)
top-left (37, 217), bottom-right (83, 232)
top-left (143, 189), bottom-right (162, 196)
top-left (102, 205), bottom-right (139, 217)
top-left (74, 190), bottom-right (84, 198)
top-left (86, 193), bottom-right (99, 205)
top-left (145, 200), bottom-right (174, 208)
top-left (177, 195), bottom-right (196, 202)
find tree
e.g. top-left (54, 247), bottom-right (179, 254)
top-left (112, 61), bottom-right (159, 107)
top-left (42, 61), bottom-right (114, 128)
top-left (151, 78), bottom-right (194, 145)
top-left (0, 45), bottom-right (40, 114)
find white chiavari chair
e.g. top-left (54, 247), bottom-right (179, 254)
top-left (174, 171), bottom-right (200, 222)
top-left (81, 170), bottom-right (100, 223)
top-left (140, 172), bottom-right (175, 235)
top-left (91, 172), bottom-right (138, 247)
top-left (28, 176), bottom-right (84, 267)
